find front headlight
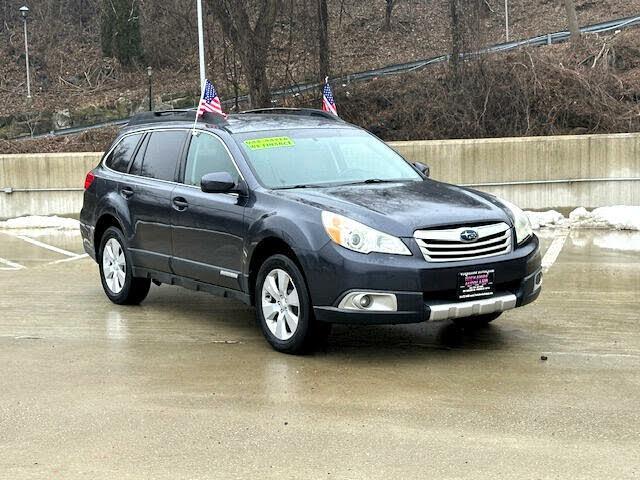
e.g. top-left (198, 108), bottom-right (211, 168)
top-left (321, 211), bottom-right (411, 255)
top-left (499, 199), bottom-right (533, 244)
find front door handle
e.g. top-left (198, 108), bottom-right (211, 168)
top-left (120, 187), bottom-right (134, 199)
top-left (172, 196), bottom-right (189, 211)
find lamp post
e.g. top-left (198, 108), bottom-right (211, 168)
top-left (147, 66), bottom-right (153, 111)
top-left (19, 5), bottom-right (31, 99)
top-left (504, 0), bottom-right (510, 42)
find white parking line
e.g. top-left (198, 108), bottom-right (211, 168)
top-left (0, 257), bottom-right (25, 270)
top-left (10, 234), bottom-right (79, 257)
top-left (541, 230), bottom-right (569, 272)
top-left (46, 254), bottom-right (89, 265)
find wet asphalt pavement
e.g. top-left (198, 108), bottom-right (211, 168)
top-left (0, 229), bottom-right (639, 479)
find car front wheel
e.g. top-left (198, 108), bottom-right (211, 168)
top-left (98, 226), bottom-right (151, 305)
top-left (255, 254), bottom-right (330, 354)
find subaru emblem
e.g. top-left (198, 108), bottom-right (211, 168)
top-left (460, 229), bottom-right (479, 243)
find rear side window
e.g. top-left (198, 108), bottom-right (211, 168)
top-left (183, 133), bottom-right (239, 186)
top-left (105, 134), bottom-right (142, 173)
top-left (136, 130), bottom-right (187, 182)
top-left (128, 133), bottom-right (149, 175)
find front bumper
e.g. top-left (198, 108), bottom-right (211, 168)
top-left (309, 235), bottom-right (542, 325)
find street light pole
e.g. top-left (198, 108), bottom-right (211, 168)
top-left (504, 0), bottom-right (510, 42)
top-left (196, 0), bottom-right (206, 91)
top-left (19, 5), bottom-right (31, 99)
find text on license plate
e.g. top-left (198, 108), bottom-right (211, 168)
top-left (457, 269), bottom-right (495, 299)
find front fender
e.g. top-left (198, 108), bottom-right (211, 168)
top-left (243, 207), bottom-right (330, 278)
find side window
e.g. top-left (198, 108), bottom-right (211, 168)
top-left (138, 130), bottom-right (187, 182)
top-left (128, 133), bottom-right (149, 176)
top-left (105, 134), bottom-right (142, 173)
top-left (183, 133), bottom-right (239, 186)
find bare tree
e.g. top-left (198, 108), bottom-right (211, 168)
top-left (318, 0), bottom-right (329, 80)
top-left (100, 0), bottom-right (143, 66)
top-left (449, 0), bottom-right (483, 74)
top-left (449, 0), bottom-right (463, 73)
top-left (563, 0), bottom-right (581, 43)
top-left (208, 0), bottom-right (281, 107)
top-left (383, 0), bottom-right (397, 31)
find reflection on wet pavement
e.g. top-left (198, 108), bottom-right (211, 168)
top-left (0, 229), bottom-right (639, 479)
top-left (0, 229), bottom-right (85, 269)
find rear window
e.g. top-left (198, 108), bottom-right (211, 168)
top-left (105, 134), bottom-right (142, 173)
top-left (135, 130), bottom-right (187, 182)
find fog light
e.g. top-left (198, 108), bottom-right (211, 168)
top-left (338, 292), bottom-right (398, 312)
top-left (534, 271), bottom-right (543, 292)
top-left (358, 294), bottom-right (372, 308)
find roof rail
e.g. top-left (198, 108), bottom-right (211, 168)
top-left (127, 109), bottom-right (227, 127)
top-left (239, 107), bottom-right (341, 121)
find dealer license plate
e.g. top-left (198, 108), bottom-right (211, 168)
top-left (457, 269), bottom-right (495, 300)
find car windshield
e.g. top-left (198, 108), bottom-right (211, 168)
top-left (236, 128), bottom-right (423, 189)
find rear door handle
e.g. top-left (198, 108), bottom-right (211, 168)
top-left (120, 187), bottom-right (134, 199)
top-left (172, 196), bottom-right (189, 211)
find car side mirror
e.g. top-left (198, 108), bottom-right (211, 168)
top-left (201, 172), bottom-right (236, 193)
top-left (413, 162), bottom-right (430, 178)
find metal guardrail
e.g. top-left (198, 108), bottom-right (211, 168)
top-left (14, 14), bottom-right (640, 141)
top-left (461, 177), bottom-right (640, 188)
top-left (2, 187), bottom-right (84, 193)
top-left (3, 177), bottom-right (639, 195)
top-left (272, 14), bottom-right (640, 97)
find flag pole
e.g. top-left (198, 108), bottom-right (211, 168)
top-left (194, 0), bottom-right (206, 136)
top-left (196, 0), bottom-right (206, 91)
top-left (192, 80), bottom-right (206, 136)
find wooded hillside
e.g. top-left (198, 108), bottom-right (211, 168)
top-left (1, 0), bottom-right (640, 147)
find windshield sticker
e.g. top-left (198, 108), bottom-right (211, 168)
top-left (244, 137), bottom-right (295, 150)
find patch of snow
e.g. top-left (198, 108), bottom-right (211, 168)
top-left (3, 228), bottom-right (81, 238)
top-left (526, 210), bottom-right (566, 230)
top-left (569, 206), bottom-right (640, 231)
top-left (526, 207), bottom-right (640, 231)
top-left (590, 206), bottom-right (640, 230)
top-left (0, 215), bottom-right (80, 230)
top-left (568, 207), bottom-right (589, 222)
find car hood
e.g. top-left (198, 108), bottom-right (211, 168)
top-left (275, 180), bottom-right (512, 237)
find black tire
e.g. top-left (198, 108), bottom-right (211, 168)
top-left (255, 254), bottom-right (330, 354)
top-left (98, 226), bottom-right (151, 305)
top-left (453, 312), bottom-right (502, 328)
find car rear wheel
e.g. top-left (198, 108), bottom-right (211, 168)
top-left (453, 312), bottom-right (502, 328)
top-left (98, 227), bottom-right (151, 305)
top-left (256, 254), bottom-right (330, 354)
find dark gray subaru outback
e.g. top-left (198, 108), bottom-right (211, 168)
top-left (80, 109), bottom-right (542, 354)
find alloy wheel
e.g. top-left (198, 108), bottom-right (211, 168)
top-left (102, 238), bottom-right (126, 294)
top-left (261, 268), bottom-right (300, 341)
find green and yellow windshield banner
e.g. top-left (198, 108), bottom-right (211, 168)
top-left (244, 137), bottom-right (295, 150)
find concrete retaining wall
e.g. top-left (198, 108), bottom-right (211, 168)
top-left (389, 133), bottom-right (640, 210)
top-left (1, 132), bottom-right (639, 219)
top-left (0, 152), bottom-right (101, 219)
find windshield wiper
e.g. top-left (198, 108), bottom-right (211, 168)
top-left (362, 178), bottom-right (393, 184)
top-left (276, 179), bottom-right (402, 190)
top-left (342, 178), bottom-right (402, 186)
top-left (275, 184), bottom-right (319, 190)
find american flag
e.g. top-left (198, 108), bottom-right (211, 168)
top-left (321, 77), bottom-right (338, 116)
top-left (197, 79), bottom-right (226, 118)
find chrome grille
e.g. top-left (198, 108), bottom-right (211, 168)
top-left (414, 223), bottom-right (512, 262)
